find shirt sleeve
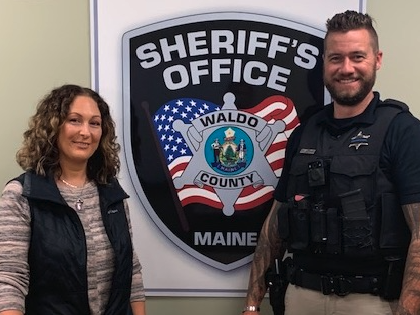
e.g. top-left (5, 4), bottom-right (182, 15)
top-left (383, 112), bottom-right (420, 205)
top-left (123, 200), bottom-right (146, 302)
top-left (0, 180), bottom-right (31, 313)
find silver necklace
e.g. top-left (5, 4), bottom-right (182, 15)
top-left (60, 178), bottom-right (86, 211)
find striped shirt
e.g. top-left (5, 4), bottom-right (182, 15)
top-left (0, 179), bottom-right (145, 314)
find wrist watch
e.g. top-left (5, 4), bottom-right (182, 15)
top-left (242, 306), bottom-right (260, 313)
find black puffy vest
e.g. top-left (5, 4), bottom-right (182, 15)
top-left (17, 171), bottom-right (133, 315)
top-left (279, 100), bottom-right (411, 274)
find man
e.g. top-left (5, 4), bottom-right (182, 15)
top-left (243, 10), bottom-right (420, 315)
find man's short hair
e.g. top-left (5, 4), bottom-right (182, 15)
top-left (325, 10), bottom-right (379, 52)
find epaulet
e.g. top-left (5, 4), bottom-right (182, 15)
top-left (381, 98), bottom-right (409, 112)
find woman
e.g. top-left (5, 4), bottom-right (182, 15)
top-left (0, 84), bottom-right (146, 314)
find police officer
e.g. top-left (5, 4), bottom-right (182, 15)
top-left (242, 10), bottom-right (420, 315)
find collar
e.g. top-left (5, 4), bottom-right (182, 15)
top-left (317, 92), bottom-right (381, 136)
top-left (21, 171), bottom-right (65, 205)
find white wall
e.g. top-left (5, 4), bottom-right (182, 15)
top-left (1, 1), bottom-right (419, 314)
top-left (369, 1), bottom-right (420, 117)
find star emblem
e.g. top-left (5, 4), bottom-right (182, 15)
top-left (349, 131), bottom-right (370, 150)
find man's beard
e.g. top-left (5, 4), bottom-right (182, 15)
top-left (325, 71), bottom-right (376, 106)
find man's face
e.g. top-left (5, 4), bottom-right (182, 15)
top-left (323, 29), bottom-right (382, 107)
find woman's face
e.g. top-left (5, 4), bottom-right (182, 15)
top-left (57, 95), bottom-right (102, 168)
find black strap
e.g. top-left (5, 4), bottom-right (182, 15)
top-left (285, 264), bottom-right (382, 296)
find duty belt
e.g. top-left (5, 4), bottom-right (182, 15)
top-left (285, 264), bottom-right (382, 296)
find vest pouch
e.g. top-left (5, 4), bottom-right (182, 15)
top-left (289, 197), bottom-right (310, 250)
top-left (379, 192), bottom-right (410, 249)
top-left (278, 202), bottom-right (290, 239)
top-left (310, 207), bottom-right (342, 254)
top-left (325, 208), bottom-right (341, 254)
top-left (340, 189), bottom-right (373, 256)
top-left (342, 217), bottom-right (373, 255)
top-left (310, 207), bottom-right (326, 244)
top-left (330, 156), bottom-right (376, 207)
top-left (286, 157), bottom-right (313, 200)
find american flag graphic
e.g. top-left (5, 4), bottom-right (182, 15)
top-left (152, 96), bottom-right (299, 210)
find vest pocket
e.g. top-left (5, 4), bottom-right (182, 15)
top-left (287, 157), bottom-right (313, 198)
top-left (342, 217), bottom-right (373, 255)
top-left (325, 208), bottom-right (341, 254)
top-left (329, 156), bottom-right (377, 205)
top-left (379, 192), bottom-right (410, 249)
top-left (289, 197), bottom-right (310, 250)
top-left (339, 189), bottom-right (373, 255)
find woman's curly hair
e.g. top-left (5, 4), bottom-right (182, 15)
top-left (16, 84), bottom-right (120, 184)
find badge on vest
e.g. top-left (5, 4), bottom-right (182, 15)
top-left (349, 131), bottom-right (370, 150)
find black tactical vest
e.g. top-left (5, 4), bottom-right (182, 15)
top-left (278, 100), bottom-right (411, 270)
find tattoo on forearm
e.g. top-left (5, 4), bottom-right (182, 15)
top-left (246, 202), bottom-right (285, 304)
top-left (398, 204), bottom-right (420, 314)
top-left (403, 204), bottom-right (420, 239)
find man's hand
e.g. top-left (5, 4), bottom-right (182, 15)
top-left (243, 200), bottom-right (286, 312)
